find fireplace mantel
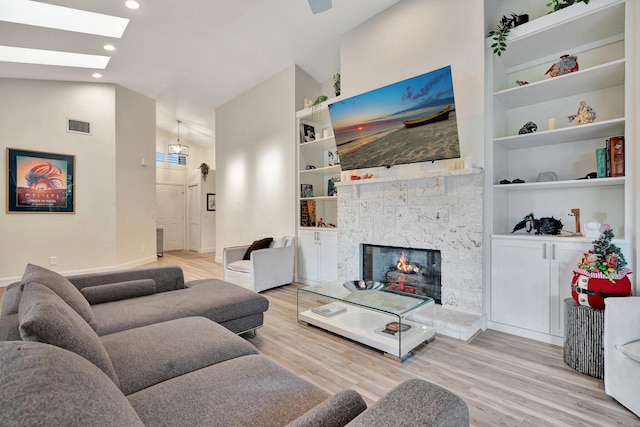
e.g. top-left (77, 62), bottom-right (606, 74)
top-left (335, 168), bottom-right (483, 188)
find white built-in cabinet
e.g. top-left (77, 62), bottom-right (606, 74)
top-left (297, 229), bottom-right (338, 284)
top-left (491, 237), bottom-right (589, 342)
top-left (485, 0), bottom-right (634, 344)
top-left (296, 99), bottom-right (341, 284)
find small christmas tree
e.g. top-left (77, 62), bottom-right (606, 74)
top-left (576, 225), bottom-right (628, 281)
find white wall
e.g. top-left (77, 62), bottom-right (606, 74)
top-left (115, 85), bottom-right (157, 264)
top-left (215, 65), bottom-right (299, 262)
top-left (0, 79), bottom-right (157, 284)
top-left (339, 0), bottom-right (485, 175)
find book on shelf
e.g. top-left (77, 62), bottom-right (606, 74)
top-left (311, 303), bottom-right (346, 317)
top-left (609, 135), bottom-right (625, 177)
top-left (595, 148), bottom-right (606, 178)
top-left (374, 321), bottom-right (414, 339)
top-left (300, 200), bottom-right (316, 226)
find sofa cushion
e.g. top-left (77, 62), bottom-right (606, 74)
top-left (91, 279), bottom-right (269, 336)
top-left (243, 237), bottom-right (273, 260)
top-left (0, 282), bottom-right (22, 317)
top-left (287, 389), bottom-right (367, 427)
top-left (80, 279), bottom-right (156, 305)
top-left (346, 379), bottom-right (469, 426)
top-left (18, 282), bottom-right (120, 387)
top-left (617, 340), bottom-right (640, 364)
top-left (128, 354), bottom-right (330, 427)
top-left (0, 341), bottom-right (144, 427)
top-left (102, 317), bottom-right (258, 395)
top-left (227, 259), bottom-right (252, 274)
top-left (21, 263), bottom-right (97, 330)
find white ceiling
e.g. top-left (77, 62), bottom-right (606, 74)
top-left (0, 0), bottom-right (401, 147)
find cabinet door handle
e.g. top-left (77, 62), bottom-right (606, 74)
top-left (551, 243), bottom-right (556, 261)
top-left (542, 243), bottom-right (547, 260)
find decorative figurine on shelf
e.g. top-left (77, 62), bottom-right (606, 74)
top-left (545, 54), bottom-right (579, 77)
top-left (568, 101), bottom-right (596, 125)
top-left (518, 121), bottom-right (538, 134)
top-left (516, 80), bottom-right (529, 86)
top-left (571, 225), bottom-right (632, 308)
top-left (512, 212), bottom-right (563, 235)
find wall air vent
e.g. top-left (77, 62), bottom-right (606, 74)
top-left (67, 119), bottom-right (91, 135)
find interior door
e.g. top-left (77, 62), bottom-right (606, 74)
top-left (187, 184), bottom-right (200, 251)
top-left (156, 184), bottom-right (185, 251)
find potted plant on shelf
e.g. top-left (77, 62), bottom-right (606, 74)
top-left (571, 225), bottom-right (632, 308)
top-left (333, 73), bottom-right (341, 97)
top-left (546, 0), bottom-right (589, 13)
top-left (487, 13), bottom-right (529, 56)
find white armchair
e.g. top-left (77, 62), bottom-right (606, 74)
top-left (223, 236), bottom-right (295, 293)
top-left (604, 296), bottom-right (640, 417)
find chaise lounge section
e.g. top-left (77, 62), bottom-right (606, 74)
top-left (0, 264), bottom-right (269, 340)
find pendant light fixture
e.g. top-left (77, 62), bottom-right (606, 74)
top-left (168, 119), bottom-right (189, 156)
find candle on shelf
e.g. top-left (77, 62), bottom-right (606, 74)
top-left (548, 118), bottom-right (556, 130)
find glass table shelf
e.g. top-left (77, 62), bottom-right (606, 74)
top-left (297, 282), bottom-right (436, 360)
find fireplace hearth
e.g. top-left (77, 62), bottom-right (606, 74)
top-left (362, 244), bottom-right (441, 304)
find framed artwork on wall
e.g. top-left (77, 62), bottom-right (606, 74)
top-left (207, 193), bottom-right (216, 211)
top-left (6, 148), bottom-right (75, 213)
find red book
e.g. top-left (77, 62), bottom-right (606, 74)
top-left (609, 136), bottom-right (625, 177)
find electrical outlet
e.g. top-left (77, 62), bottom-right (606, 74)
top-left (49, 256), bottom-right (57, 266)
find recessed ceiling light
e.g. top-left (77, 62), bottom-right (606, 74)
top-left (0, 0), bottom-right (129, 38)
top-left (92, 73), bottom-right (103, 78)
top-left (104, 44), bottom-right (116, 51)
top-left (125, 1), bottom-right (140, 10)
top-left (0, 46), bottom-right (110, 69)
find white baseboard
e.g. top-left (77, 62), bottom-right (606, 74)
top-left (487, 321), bottom-right (563, 346)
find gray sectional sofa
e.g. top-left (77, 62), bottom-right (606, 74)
top-left (0, 264), bottom-right (470, 426)
top-left (0, 264), bottom-right (269, 340)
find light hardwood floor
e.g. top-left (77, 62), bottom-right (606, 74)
top-left (144, 251), bottom-right (639, 426)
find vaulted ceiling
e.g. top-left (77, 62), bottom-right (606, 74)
top-left (0, 0), bottom-right (400, 147)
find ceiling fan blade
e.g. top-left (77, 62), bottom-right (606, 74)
top-left (308, 0), bottom-right (332, 14)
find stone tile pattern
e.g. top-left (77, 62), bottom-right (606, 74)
top-left (337, 172), bottom-right (483, 315)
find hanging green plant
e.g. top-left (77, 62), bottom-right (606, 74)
top-left (546, 0), bottom-right (589, 13)
top-left (199, 162), bottom-right (210, 180)
top-left (487, 13), bottom-right (527, 56)
top-left (333, 73), bottom-right (341, 97)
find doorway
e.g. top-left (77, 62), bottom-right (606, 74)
top-left (156, 184), bottom-right (185, 251)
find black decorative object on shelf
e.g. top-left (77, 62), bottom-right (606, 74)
top-left (512, 213), bottom-right (563, 235)
top-left (518, 122), bottom-right (538, 134)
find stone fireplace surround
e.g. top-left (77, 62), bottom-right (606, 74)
top-left (335, 169), bottom-right (486, 341)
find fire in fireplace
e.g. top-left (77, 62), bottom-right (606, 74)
top-left (362, 244), bottom-right (442, 304)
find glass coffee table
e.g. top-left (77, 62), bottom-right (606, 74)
top-left (297, 282), bottom-right (436, 361)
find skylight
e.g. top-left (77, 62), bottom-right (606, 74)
top-left (0, 46), bottom-right (110, 69)
top-left (0, 0), bottom-right (129, 38)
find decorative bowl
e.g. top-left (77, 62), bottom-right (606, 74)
top-left (343, 280), bottom-right (384, 292)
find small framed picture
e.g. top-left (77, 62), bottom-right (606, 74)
top-left (300, 184), bottom-right (313, 198)
top-left (300, 123), bottom-right (316, 143)
top-left (7, 148), bottom-right (75, 213)
top-left (206, 193), bottom-right (216, 211)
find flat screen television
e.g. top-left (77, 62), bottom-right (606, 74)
top-left (328, 65), bottom-right (460, 171)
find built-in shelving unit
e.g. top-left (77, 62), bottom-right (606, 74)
top-left (484, 0), bottom-right (634, 344)
top-left (296, 98), bottom-right (342, 284)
